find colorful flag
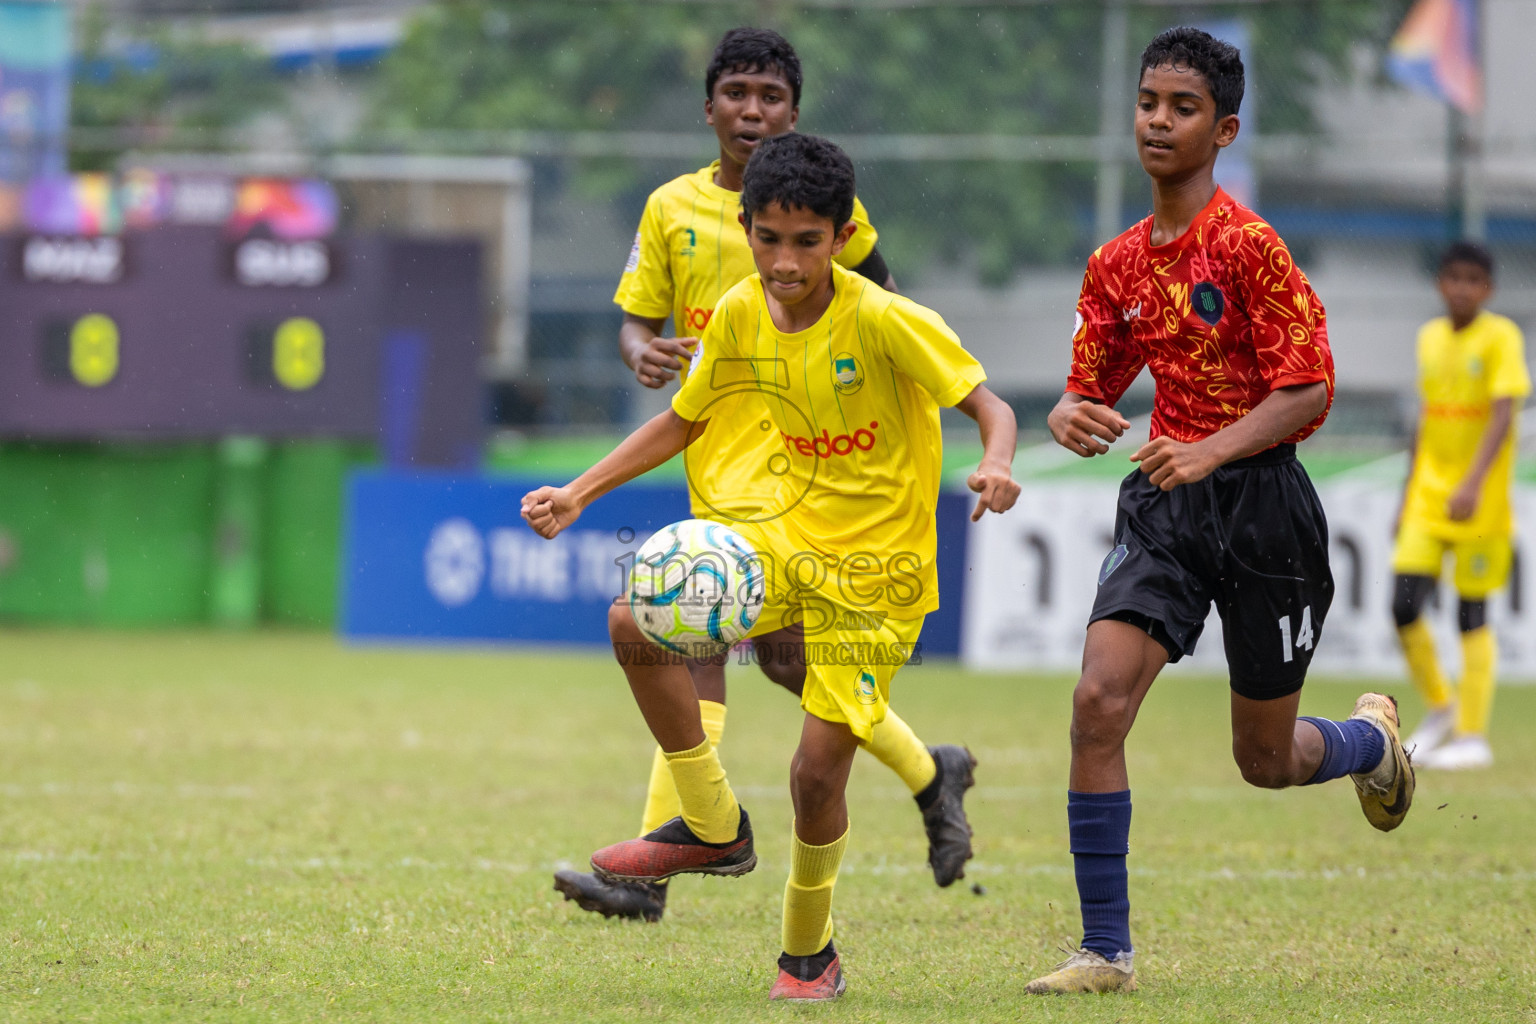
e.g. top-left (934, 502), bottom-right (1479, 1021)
top-left (1388, 0), bottom-right (1482, 115)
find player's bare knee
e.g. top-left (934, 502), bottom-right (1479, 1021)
top-left (608, 601), bottom-right (643, 647)
top-left (1233, 742), bottom-right (1292, 789)
top-left (789, 754), bottom-right (840, 817)
top-left (791, 775), bottom-right (840, 821)
top-left (756, 653), bottom-right (805, 696)
top-left (1237, 760), bottom-right (1292, 790)
top-left (1070, 673), bottom-right (1133, 748)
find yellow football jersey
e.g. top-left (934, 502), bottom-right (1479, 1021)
top-left (1404, 310), bottom-right (1531, 539)
top-left (613, 160), bottom-right (879, 519)
top-left (672, 263), bottom-right (987, 618)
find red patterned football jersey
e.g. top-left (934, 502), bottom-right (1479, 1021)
top-left (1066, 187), bottom-right (1333, 445)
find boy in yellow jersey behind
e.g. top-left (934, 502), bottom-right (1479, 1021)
top-left (554, 28), bottom-right (978, 924)
top-left (523, 134), bottom-right (1020, 1000)
top-left (1394, 241), bottom-right (1531, 770)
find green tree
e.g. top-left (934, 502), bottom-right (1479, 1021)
top-left (789, 4), bottom-right (1104, 280)
top-left (368, 0), bottom-right (1408, 283)
top-left (70, 5), bottom-right (286, 171)
top-left (368, 2), bottom-right (732, 137)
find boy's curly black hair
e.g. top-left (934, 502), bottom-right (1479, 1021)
top-left (740, 133), bottom-right (855, 229)
top-left (705, 27), bottom-right (802, 107)
top-left (1140, 27), bottom-right (1245, 120)
top-left (1440, 240), bottom-right (1495, 278)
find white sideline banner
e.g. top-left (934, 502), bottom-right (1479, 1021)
top-left (962, 480), bottom-right (1536, 680)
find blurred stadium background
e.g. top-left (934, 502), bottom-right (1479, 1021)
top-left (0, 0), bottom-right (1529, 657)
top-left (0, 0), bottom-right (1530, 668)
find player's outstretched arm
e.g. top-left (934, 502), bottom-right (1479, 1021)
top-left (1048, 391), bottom-right (1131, 457)
top-left (1131, 381), bottom-right (1328, 491)
top-left (1394, 424), bottom-right (1420, 537)
top-left (521, 410), bottom-right (706, 539)
top-left (955, 384), bottom-right (1022, 522)
top-left (1448, 396), bottom-right (1514, 521)
top-left (618, 313), bottom-right (699, 389)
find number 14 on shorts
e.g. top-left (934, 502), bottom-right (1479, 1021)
top-left (1278, 606), bottom-right (1315, 663)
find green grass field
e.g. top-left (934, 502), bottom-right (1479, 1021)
top-left (2, 630), bottom-right (1533, 1023)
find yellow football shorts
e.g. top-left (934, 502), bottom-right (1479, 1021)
top-left (730, 517), bottom-right (925, 743)
top-left (1391, 517), bottom-right (1513, 599)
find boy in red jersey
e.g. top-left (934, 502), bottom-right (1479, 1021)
top-left (1025, 28), bottom-right (1415, 995)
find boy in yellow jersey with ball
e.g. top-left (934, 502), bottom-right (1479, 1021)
top-left (523, 133), bottom-right (1019, 1000)
top-left (1394, 241), bottom-right (1530, 770)
top-left (554, 28), bottom-right (979, 924)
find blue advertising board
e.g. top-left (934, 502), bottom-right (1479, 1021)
top-left (341, 470), bottom-right (967, 655)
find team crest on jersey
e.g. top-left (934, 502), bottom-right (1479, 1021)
top-left (624, 232), bottom-right (641, 273)
top-left (680, 228), bottom-right (697, 257)
top-left (855, 670), bottom-right (878, 705)
top-left (1098, 544), bottom-right (1129, 585)
top-left (1121, 302), bottom-right (1142, 322)
top-left (833, 353), bottom-right (863, 395)
top-left (1192, 281), bottom-right (1224, 325)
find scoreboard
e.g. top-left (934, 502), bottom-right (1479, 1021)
top-left (0, 226), bottom-right (484, 465)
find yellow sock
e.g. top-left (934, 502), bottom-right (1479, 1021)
top-left (639, 746), bottom-right (679, 836)
top-left (1398, 618), bottom-right (1454, 710)
top-left (862, 709), bottom-right (936, 794)
top-left (663, 725), bottom-right (739, 844)
top-left (639, 701), bottom-right (726, 835)
top-left (782, 825), bottom-right (848, 956)
top-left (1456, 626), bottom-right (1496, 736)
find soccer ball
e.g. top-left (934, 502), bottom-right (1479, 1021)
top-left (628, 519), bottom-right (765, 657)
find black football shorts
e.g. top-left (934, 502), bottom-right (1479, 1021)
top-left (1089, 443), bottom-right (1335, 701)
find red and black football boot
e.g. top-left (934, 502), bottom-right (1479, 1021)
top-left (768, 942), bottom-right (846, 1002)
top-left (916, 744), bottom-right (977, 887)
top-left (552, 869), bottom-right (667, 922)
top-left (590, 809), bottom-right (756, 883)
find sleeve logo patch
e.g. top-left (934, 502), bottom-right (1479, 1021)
top-left (623, 232), bottom-right (641, 273)
top-left (1073, 310), bottom-right (1084, 338)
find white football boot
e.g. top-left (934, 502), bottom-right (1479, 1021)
top-left (1404, 703), bottom-right (1457, 757)
top-left (1416, 733), bottom-right (1493, 771)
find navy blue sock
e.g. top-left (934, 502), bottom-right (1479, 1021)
top-left (1299, 716), bottom-right (1384, 785)
top-left (1068, 790), bottom-right (1132, 960)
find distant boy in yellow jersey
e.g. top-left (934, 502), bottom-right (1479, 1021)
top-left (523, 134), bottom-right (1020, 1001)
top-left (1394, 241), bottom-right (1531, 770)
top-left (554, 29), bottom-right (978, 924)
